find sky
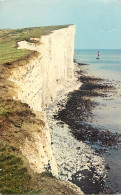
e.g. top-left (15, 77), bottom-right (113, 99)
top-left (0, 0), bottom-right (121, 49)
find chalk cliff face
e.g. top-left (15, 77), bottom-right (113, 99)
top-left (19, 111), bottom-right (58, 177)
top-left (8, 25), bottom-right (76, 177)
top-left (10, 25), bottom-right (75, 111)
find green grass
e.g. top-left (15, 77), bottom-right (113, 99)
top-left (0, 25), bottom-right (69, 65)
top-left (0, 141), bottom-right (32, 194)
top-left (0, 40), bottom-right (29, 65)
top-left (0, 142), bottom-right (60, 195)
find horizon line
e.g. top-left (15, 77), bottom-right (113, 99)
top-left (75, 48), bottom-right (121, 50)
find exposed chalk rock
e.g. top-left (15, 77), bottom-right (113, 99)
top-left (9, 25), bottom-right (75, 111)
top-left (8, 25), bottom-right (76, 178)
top-left (20, 112), bottom-right (58, 177)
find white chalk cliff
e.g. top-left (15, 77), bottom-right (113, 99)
top-left (8, 25), bottom-right (76, 177)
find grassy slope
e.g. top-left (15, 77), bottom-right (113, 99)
top-left (0, 100), bottom-right (44, 194)
top-left (0, 25), bottom-right (69, 65)
top-left (0, 141), bottom-right (32, 194)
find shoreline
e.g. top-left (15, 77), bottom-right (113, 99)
top-left (46, 63), bottom-right (109, 194)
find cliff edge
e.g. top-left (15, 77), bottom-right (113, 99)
top-left (9, 25), bottom-right (75, 111)
top-left (0, 25), bottom-right (83, 194)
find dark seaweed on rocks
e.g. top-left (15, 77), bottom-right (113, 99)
top-left (71, 167), bottom-right (114, 194)
top-left (55, 70), bottom-right (120, 148)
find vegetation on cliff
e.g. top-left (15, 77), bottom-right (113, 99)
top-left (0, 25), bottom-right (82, 194)
top-left (0, 141), bottom-right (31, 194)
top-left (0, 99), bottom-right (44, 194)
top-left (0, 95), bottom-right (81, 194)
top-left (0, 25), bottom-right (69, 65)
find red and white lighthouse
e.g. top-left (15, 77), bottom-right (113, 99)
top-left (96, 50), bottom-right (100, 59)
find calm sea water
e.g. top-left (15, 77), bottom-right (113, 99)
top-left (75, 49), bottom-right (121, 81)
top-left (74, 49), bottom-right (121, 132)
top-left (74, 49), bottom-right (121, 193)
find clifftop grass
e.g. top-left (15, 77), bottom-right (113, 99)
top-left (0, 25), bottom-right (69, 65)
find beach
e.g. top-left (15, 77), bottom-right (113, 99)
top-left (46, 64), bottom-right (107, 194)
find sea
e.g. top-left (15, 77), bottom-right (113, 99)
top-left (74, 49), bottom-right (121, 193)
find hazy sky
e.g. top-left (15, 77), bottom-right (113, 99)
top-left (0, 0), bottom-right (121, 49)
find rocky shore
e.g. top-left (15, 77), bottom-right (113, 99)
top-left (46, 62), bottom-right (121, 194)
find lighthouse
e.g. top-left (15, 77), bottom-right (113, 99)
top-left (96, 50), bottom-right (100, 59)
